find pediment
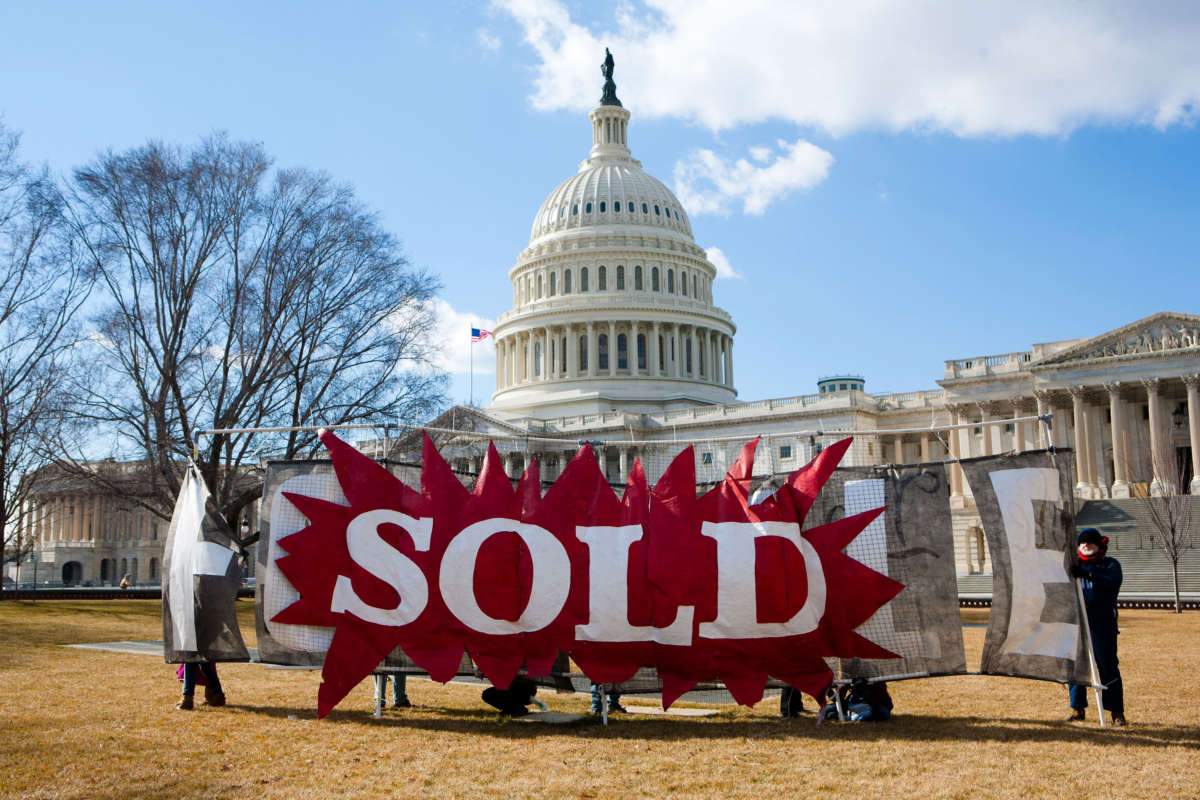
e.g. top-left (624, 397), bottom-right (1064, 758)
top-left (423, 405), bottom-right (529, 437)
top-left (1038, 312), bottom-right (1200, 366)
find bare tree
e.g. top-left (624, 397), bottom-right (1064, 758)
top-left (63, 134), bottom-right (446, 529)
top-left (0, 123), bottom-right (91, 585)
top-left (1134, 451), bottom-right (1197, 613)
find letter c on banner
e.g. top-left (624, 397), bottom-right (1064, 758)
top-left (439, 518), bottom-right (570, 634)
top-left (331, 510), bottom-right (433, 627)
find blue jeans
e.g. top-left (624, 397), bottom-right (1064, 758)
top-left (590, 683), bottom-right (621, 711)
top-left (1069, 630), bottom-right (1123, 714)
top-left (389, 674), bottom-right (408, 705)
top-left (182, 662), bottom-right (221, 695)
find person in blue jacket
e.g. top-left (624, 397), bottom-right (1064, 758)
top-left (1068, 527), bottom-right (1125, 726)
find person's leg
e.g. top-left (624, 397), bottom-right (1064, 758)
top-left (201, 662), bottom-right (226, 706)
top-left (1092, 636), bottom-right (1123, 719)
top-left (608, 689), bottom-right (625, 713)
top-left (393, 674), bottom-right (410, 707)
top-left (482, 687), bottom-right (507, 712)
top-left (1067, 684), bottom-right (1087, 719)
top-left (177, 663), bottom-right (197, 709)
top-left (589, 683), bottom-right (602, 713)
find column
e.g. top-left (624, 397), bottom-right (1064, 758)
top-left (672, 324), bottom-right (682, 378)
top-left (920, 434), bottom-right (931, 463)
top-left (608, 321), bottom-right (616, 376)
top-left (892, 435), bottom-right (904, 465)
top-left (947, 405), bottom-right (964, 501)
top-left (543, 326), bottom-right (552, 380)
top-left (630, 321), bottom-right (640, 377)
top-left (1087, 403), bottom-right (1108, 497)
top-left (523, 332), bottom-right (533, 384)
top-left (1185, 374), bottom-right (1200, 496)
top-left (1034, 390), bottom-right (1051, 449)
top-left (93, 495), bottom-right (101, 541)
top-left (1010, 399), bottom-right (1027, 454)
top-left (722, 336), bottom-right (733, 387)
top-left (978, 402), bottom-right (996, 456)
top-left (1142, 378), bottom-right (1167, 495)
top-left (618, 447), bottom-right (628, 481)
top-left (650, 321), bottom-right (661, 376)
top-left (566, 324), bottom-right (577, 378)
top-left (587, 322), bottom-right (597, 377)
top-left (1068, 386), bottom-right (1092, 496)
top-left (720, 335), bottom-right (729, 388)
top-left (704, 329), bottom-right (714, 383)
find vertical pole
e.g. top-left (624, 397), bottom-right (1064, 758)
top-left (469, 331), bottom-right (474, 407)
top-left (1074, 579), bottom-right (1106, 728)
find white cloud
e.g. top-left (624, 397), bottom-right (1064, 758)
top-left (477, 28), bottom-right (502, 53)
top-left (496, 0), bottom-right (1200, 136)
top-left (705, 246), bottom-right (742, 279)
top-left (674, 138), bottom-right (833, 215)
top-left (429, 298), bottom-right (495, 375)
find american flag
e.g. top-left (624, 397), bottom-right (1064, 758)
top-left (471, 327), bottom-right (492, 342)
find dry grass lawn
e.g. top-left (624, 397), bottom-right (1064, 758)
top-left (0, 600), bottom-right (1197, 799)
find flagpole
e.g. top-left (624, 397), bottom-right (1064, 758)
top-left (469, 329), bottom-right (474, 407)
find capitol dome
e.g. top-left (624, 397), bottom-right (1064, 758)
top-left (490, 54), bottom-right (737, 419)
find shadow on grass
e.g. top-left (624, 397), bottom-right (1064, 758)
top-left (223, 702), bottom-right (1200, 748)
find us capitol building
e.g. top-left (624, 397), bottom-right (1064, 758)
top-left (10, 56), bottom-right (1199, 593)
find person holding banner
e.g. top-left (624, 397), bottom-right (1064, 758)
top-left (1068, 528), bottom-right (1125, 726)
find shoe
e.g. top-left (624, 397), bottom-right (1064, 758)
top-left (176, 695), bottom-right (194, 711)
top-left (204, 687), bottom-right (226, 707)
top-left (1111, 714), bottom-right (1127, 727)
top-left (393, 698), bottom-right (412, 709)
top-left (590, 706), bottom-right (603, 714)
top-left (1067, 708), bottom-right (1085, 722)
top-left (608, 703), bottom-right (627, 714)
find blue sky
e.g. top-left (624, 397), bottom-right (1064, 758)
top-left (2, 1), bottom-right (1198, 407)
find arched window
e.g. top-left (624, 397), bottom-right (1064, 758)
top-left (637, 334), bottom-right (647, 370)
top-left (598, 265), bottom-right (607, 290)
top-left (149, 557), bottom-right (159, 581)
top-left (536, 274), bottom-right (543, 299)
top-left (579, 335), bottom-right (588, 371)
top-left (549, 272), bottom-right (556, 296)
top-left (598, 334), bottom-right (609, 370)
top-left (616, 265), bottom-right (625, 290)
top-left (581, 267), bottom-right (589, 291)
top-left (686, 339), bottom-right (693, 374)
top-left (617, 334), bottom-right (628, 369)
top-left (654, 204), bottom-right (660, 215)
top-left (681, 270), bottom-right (688, 296)
top-left (572, 204), bottom-right (578, 215)
top-left (600, 201), bottom-right (607, 213)
top-left (561, 336), bottom-right (568, 372)
top-left (667, 269), bottom-right (675, 293)
top-left (634, 265), bottom-right (643, 290)
top-left (564, 270), bottom-right (572, 293)
top-left (642, 202), bottom-right (648, 214)
top-left (658, 335), bottom-right (665, 370)
top-left (586, 201), bottom-right (593, 213)
top-left (651, 267), bottom-right (660, 291)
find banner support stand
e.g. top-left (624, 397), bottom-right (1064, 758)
top-left (1074, 579), bottom-right (1106, 728)
top-left (373, 673), bottom-right (385, 718)
top-left (600, 685), bottom-right (609, 726)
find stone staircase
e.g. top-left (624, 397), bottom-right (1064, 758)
top-left (956, 497), bottom-right (1200, 599)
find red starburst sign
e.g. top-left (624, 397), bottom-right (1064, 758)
top-left (273, 430), bottom-right (903, 717)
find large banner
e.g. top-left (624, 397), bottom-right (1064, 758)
top-left (805, 463), bottom-right (966, 681)
top-left (162, 465), bottom-right (250, 664)
top-left (962, 451), bottom-right (1091, 685)
top-left (258, 431), bottom-right (903, 717)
